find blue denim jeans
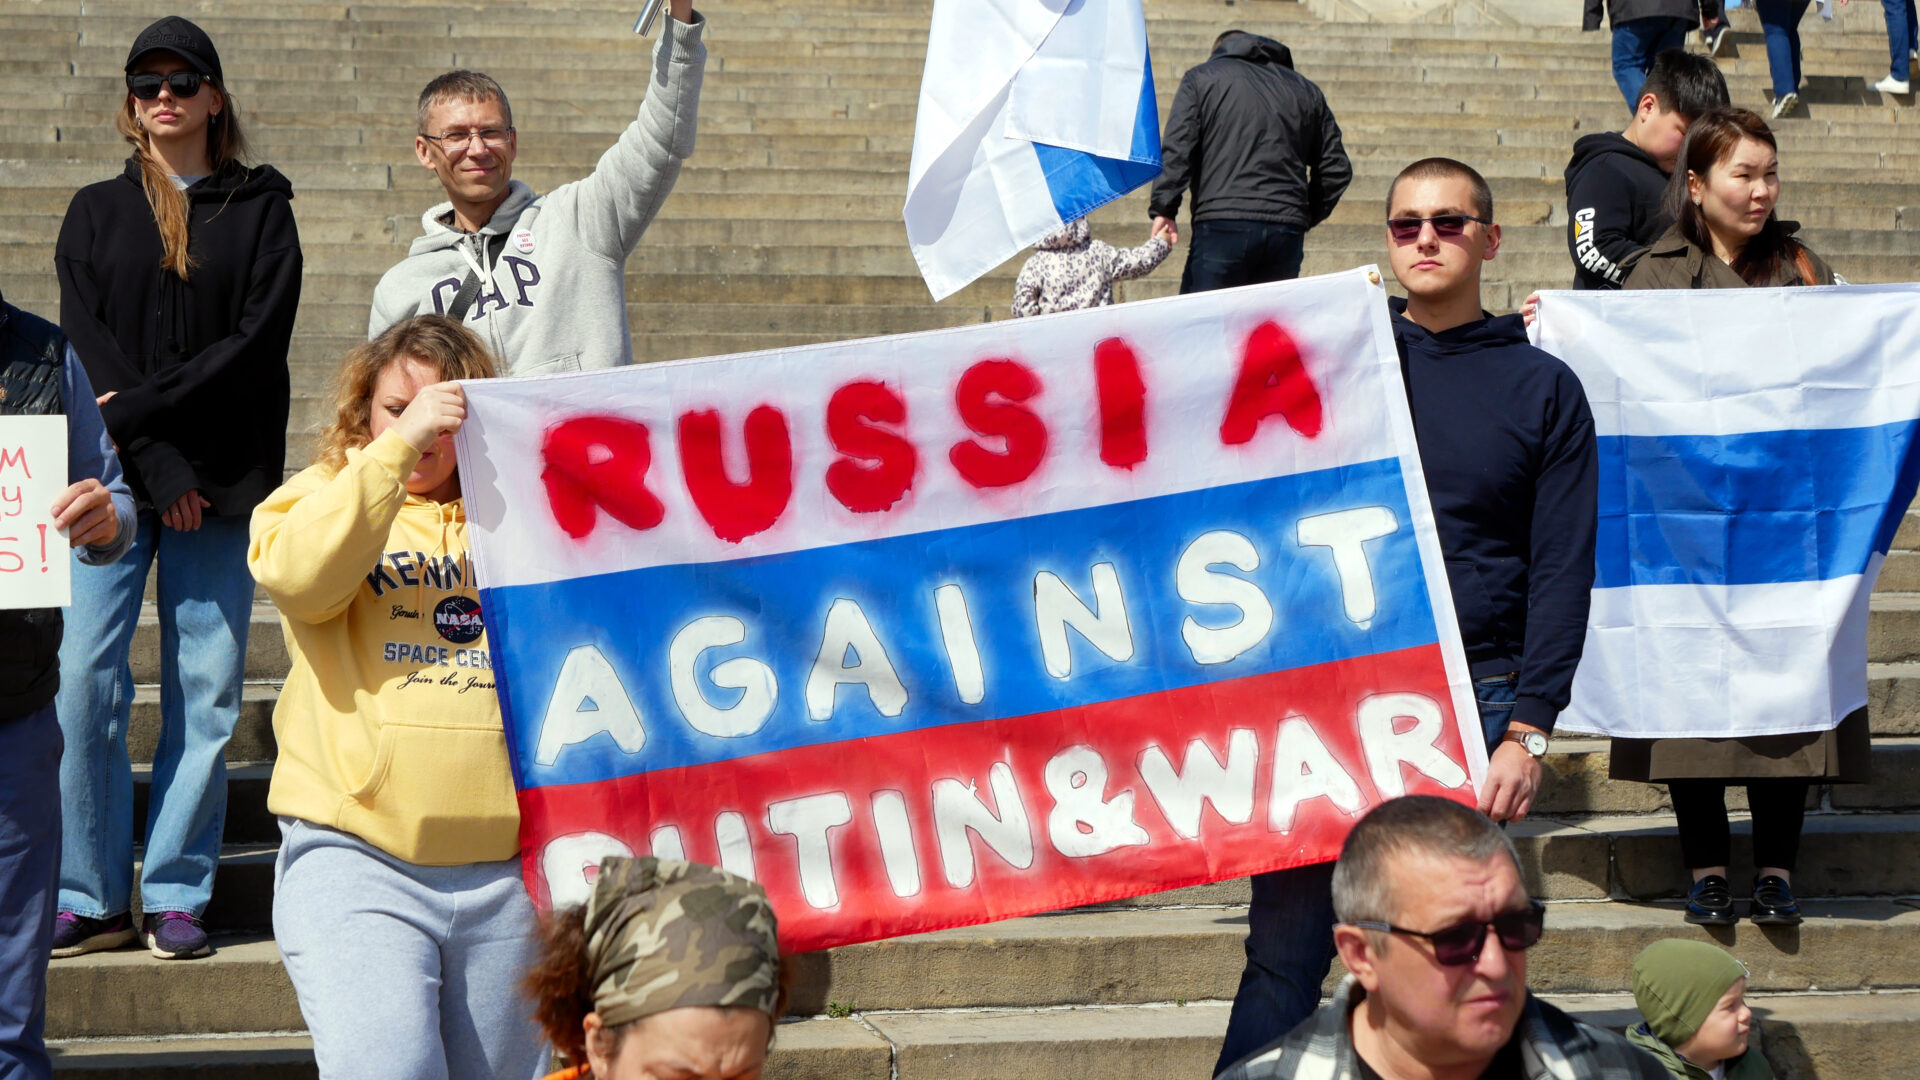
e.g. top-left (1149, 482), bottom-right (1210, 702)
top-left (1885, 0), bottom-right (1918, 80)
top-left (1755, 0), bottom-right (1812, 98)
top-left (54, 511), bottom-right (252, 920)
top-left (1213, 673), bottom-right (1522, 1075)
top-left (1179, 220), bottom-right (1307, 294)
top-left (0, 704), bottom-right (62, 1080)
top-left (1610, 16), bottom-right (1691, 108)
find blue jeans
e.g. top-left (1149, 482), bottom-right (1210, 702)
top-left (1180, 220), bottom-right (1307, 294)
top-left (54, 511), bottom-right (252, 920)
top-left (1755, 0), bottom-right (1812, 98)
top-left (1610, 16), bottom-right (1691, 108)
top-left (1213, 673), bottom-right (1522, 1076)
top-left (0, 704), bottom-right (63, 1080)
top-left (1886, 0), bottom-right (1918, 79)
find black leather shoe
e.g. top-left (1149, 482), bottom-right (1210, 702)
top-left (1684, 875), bottom-right (1738, 925)
top-left (1750, 874), bottom-right (1804, 926)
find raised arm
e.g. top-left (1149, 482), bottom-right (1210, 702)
top-left (250, 432), bottom-right (418, 624)
top-left (1103, 236), bottom-right (1172, 282)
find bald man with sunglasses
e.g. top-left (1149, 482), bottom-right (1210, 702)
top-left (1218, 796), bottom-right (1666, 1080)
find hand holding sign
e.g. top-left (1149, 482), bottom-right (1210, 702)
top-left (53, 478), bottom-right (119, 550)
top-left (0, 416), bottom-right (73, 609)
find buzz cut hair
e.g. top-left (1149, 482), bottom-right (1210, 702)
top-left (417, 70), bottom-right (513, 134)
top-left (1386, 157), bottom-right (1494, 223)
top-left (1330, 795), bottom-right (1522, 927)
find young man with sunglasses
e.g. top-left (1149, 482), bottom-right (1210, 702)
top-left (367, 0), bottom-right (705, 376)
top-left (1212, 158), bottom-right (1598, 1078)
top-left (1218, 796), bottom-right (1666, 1080)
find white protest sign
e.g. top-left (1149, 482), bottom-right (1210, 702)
top-left (0, 416), bottom-right (72, 609)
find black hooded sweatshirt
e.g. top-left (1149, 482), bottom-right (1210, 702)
top-left (55, 158), bottom-right (301, 516)
top-left (1391, 298), bottom-right (1598, 735)
top-left (1148, 33), bottom-right (1352, 229)
top-left (1564, 132), bottom-right (1670, 290)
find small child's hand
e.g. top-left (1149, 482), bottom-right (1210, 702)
top-left (1151, 216), bottom-right (1178, 246)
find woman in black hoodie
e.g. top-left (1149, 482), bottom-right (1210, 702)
top-left (51, 16), bottom-right (301, 962)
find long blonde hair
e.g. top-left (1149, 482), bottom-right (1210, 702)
top-left (314, 316), bottom-right (499, 473)
top-left (117, 77), bottom-right (251, 278)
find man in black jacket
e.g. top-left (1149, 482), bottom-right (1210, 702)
top-left (1565, 51), bottom-right (1729, 289)
top-left (1213, 158), bottom-right (1598, 1077)
top-left (1149, 31), bottom-right (1351, 293)
top-left (1586, 0), bottom-right (1724, 108)
top-left (0, 293), bottom-right (134, 1080)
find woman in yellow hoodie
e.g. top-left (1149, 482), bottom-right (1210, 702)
top-left (249, 315), bottom-right (544, 1079)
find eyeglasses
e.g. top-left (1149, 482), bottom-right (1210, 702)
top-left (420, 129), bottom-right (514, 154)
top-left (126, 71), bottom-right (205, 100)
top-left (1346, 899), bottom-right (1545, 966)
top-left (1386, 214), bottom-right (1492, 242)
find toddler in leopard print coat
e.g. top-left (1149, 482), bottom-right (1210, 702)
top-left (1011, 217), bottom-right (1173, 317)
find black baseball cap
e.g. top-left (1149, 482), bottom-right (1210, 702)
top-left (125, 16), bottom-right (223, 85)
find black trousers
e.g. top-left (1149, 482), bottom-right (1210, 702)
top-left (1179, 219), bottom-right (1307, 294)
top-left (1668, 779), bottom-right (1810, 871)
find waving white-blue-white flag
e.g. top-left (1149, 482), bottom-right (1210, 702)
top-left (1535, 285), bottom-right (1920, 739)
top-left (905, 0), bottom-right (1161, 301)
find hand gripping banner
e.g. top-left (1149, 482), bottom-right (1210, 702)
top-left (455, 269), bottom-right (1484, 952)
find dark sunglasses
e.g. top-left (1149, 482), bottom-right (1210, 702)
top-left (1386, 213), bottom-right (1491, 242)
top-left (1347, 898), bottom-right (1545, 966)
top-left (126, 71), bottom-right (206, 100)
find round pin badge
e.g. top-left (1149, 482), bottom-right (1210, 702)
top-left (513, 229), bottom-right (535, 255)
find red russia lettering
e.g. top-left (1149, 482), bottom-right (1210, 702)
top-left (678, 406), bottom-right (795, 544)
top-left (1093, 338), bottom-right (1147, 469)
top-left (826, 381), bottom-right (917, 514)
top-left (1219, 321), bottom-right (1323, 445)
top-left (541, 416), bottom-right (665, 540)
top-left (948, 359), bottom-right (1047, 489)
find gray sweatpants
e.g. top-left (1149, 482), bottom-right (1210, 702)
top-left (272, 818), bottom-right (548, 1080)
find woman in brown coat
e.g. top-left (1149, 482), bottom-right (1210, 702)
top-left (1618, 106), bottom-right (1865, 928)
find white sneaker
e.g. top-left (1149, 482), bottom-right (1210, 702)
top-left (1873, 75), bottom-right (1912, 94)
top-left (1770, 91), bottom-right (1799, 118)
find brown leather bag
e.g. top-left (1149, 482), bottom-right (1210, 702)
top-left (1791, 241), bottom-right (1820, 286)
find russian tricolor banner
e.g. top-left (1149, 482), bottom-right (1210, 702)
top-left (904, 0), bottom-right (1162, 301)
top-left (1535, 285), bottom-right (1920, 739)
top-left (455, 270), bottom-right (1483, 952)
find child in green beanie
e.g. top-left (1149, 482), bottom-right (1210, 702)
top-left (1629, 939), bottom-right (1775, 1080)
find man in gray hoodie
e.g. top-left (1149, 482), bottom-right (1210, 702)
top-left (368, 2), bottom-right (705, 376)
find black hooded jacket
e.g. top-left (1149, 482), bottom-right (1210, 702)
top-left (1148, 33), bottom-right (1352, 229)
top-left (1391, 298), bottom-right (1599, 735)
top-left (56, 157), bottom-right (301, 516)
top-left (1564, 132), bottom-right (1671, 290)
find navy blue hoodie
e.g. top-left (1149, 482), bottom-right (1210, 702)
top-left (1391, 298), bottom-right (1598, 734)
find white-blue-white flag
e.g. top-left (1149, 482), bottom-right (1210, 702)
top-left (1535, 285), bottom-right (1920, 739)
top-left (905, 0), bottom-right (1161, 301)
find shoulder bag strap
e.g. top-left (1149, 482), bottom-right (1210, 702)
top-left (445, 230), bottom-right (511, 322)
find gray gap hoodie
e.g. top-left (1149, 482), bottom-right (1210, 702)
top-left (368, 14), bottom-right (706, 375)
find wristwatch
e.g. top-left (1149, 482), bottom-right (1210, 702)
top-left (1504, 729), bottom-right (1549, 758)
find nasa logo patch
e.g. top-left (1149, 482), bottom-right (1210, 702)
top-left (434, 595), bottom-right (485, 644)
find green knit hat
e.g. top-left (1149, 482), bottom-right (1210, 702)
top-left (1631, 939), bottom-right (1750, 1046)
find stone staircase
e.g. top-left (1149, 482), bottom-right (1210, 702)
top-left (8, 0), bottom-right (1919, 1074)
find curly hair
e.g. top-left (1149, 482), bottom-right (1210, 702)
top-left (522, 904), bottom-right (795, 1070)
top-left (312, 315), bottom-right (497, 473)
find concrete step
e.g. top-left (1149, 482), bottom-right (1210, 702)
top-left (132, 764), bottom-right (278, 848)
top-left (1537, 737), bottom-right (1920, 815)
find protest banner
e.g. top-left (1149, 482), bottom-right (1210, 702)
top-left (0, 415), bottom-right (71, 610)
top-left (456, 268), bottom-right (1483, 952)
top-left (1535, 284), bottom-right (1920, 739)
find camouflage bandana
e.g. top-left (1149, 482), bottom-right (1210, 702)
top-left (581, 857), bottom-right (781, 1029)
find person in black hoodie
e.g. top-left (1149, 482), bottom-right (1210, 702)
top-left (1564, 51), bottom-right (1730, 290)
top-left (50, 16), bottom-right (301, 963)
top-left (1211, 158), bottom-right (1597, 1077)
top-left (1148, 31), bottom-right (1351, 293)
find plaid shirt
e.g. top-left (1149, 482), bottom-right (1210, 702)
top-left (1218, 978), bottom-right (1670, 1080)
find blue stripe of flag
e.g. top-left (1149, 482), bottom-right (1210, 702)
top-left (1031, 47), bottom-right (1161, 225)
top-left (1594, 419), bottom-right (1920, 589)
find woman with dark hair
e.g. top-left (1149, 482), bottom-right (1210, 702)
top-left (1619, 106), bottom-right (1864, 929)
top-left (525, 857), bottom-right (788, 1080)
top-left (51, 16), bottom-right (301, 962)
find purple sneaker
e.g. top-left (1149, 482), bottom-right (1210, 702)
top-left (142, 911), bottom-right (211, 960)
top-left (50, 912), bottom-right (135, 958)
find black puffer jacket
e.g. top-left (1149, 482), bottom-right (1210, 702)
top-left (1147, 33), bottom-right (1352, 229)
top-left (56, 157), bottom-right (301, 515)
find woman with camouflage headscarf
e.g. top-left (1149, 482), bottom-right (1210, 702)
top-left (524, 857), bottom-right (787, 1079)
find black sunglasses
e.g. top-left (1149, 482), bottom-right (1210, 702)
top-left (126, 71), bottom-right (206, 100)
top-left (1347, 898), bottom-right (1545, 966)
top-left (1386, 213), bottom-right (1491, 242)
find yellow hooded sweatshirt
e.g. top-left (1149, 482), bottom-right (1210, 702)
top-left (249, 430), bottom-right (519, 865)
